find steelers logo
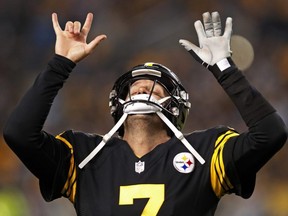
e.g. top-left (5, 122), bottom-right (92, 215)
top-left (173, 152), bottom-right (195, 173)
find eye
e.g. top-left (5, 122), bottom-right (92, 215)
top-left (151, 90), bottom-right (166, 100)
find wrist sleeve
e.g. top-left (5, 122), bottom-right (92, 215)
top-left (208, 57), bottom-right (236, 78)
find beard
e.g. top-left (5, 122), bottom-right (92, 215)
top-left (125, 113), bottom-right (168, 132)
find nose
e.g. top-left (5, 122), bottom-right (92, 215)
top-left (137, 86), bottom-right (150, 94)
top-left (128, 80), bottom-right (155, 99)
top-left (133, 80), bottom-right (154, 94)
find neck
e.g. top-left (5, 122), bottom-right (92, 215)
top-left (122, 114), bottom-right (170, 158)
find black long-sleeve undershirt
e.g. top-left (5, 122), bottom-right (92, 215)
top-left (3, 55), bottom-right (287, 200)
top-left (210, 59), bottom-right (287, 197)
top-left (3, 55), bottom-right (76, 198)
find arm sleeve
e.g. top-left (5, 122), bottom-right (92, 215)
top-left (210, 58), bottom-right (287, 198)
top-left (3, 55), bottom-right (76, 200)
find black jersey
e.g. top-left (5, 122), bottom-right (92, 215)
top-left (52, 126), bottom-right (238, 216)
top-left (3, 55), bottom-right (287, 216)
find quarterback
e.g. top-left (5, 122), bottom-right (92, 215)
top-left (3, 11), bottom-right (287, 216)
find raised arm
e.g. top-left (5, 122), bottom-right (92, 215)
top-left (3, 13), bottom-right (106, 198)
top-left (179, 11), bottom-right (287, 198)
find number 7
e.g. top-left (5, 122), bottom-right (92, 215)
top-left (119, 184), bottom-right (165, 216)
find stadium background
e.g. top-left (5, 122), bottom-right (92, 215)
top-left (0, 0), bottom-right (287, 215)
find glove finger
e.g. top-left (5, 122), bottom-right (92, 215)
top-left (212, 11), bottom-right (222, 36)
top-left (179, 39), bottom-right (199, 52)
top-left (194, 20), bottom-right (206, 47)
top-left (223, 17), bottom-right (233, 40)
top-left (202, 12), bottom-right (213, 37)
top-left (179, 39), bottom-right (204, 65)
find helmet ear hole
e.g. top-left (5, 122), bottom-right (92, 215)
top-left (109, 62), bottom-right (191, 134)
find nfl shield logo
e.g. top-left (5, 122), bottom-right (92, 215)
top-left (135, 160), bottom-right (145, 174)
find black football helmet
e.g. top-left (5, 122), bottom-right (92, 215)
top-left (109, 62), bottom-right (191, 136)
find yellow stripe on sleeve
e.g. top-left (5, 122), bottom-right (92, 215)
top-left (210, 130), bottom-right (239, 198)
top-left (56, 135), bottom-right (77, 203)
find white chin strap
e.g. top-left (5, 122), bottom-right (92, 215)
top-left (79, 94), bottom-right (205, 169)
top-left (156, 112), bottom-right (205, 165)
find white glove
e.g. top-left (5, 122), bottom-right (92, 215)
top-left (179, 11), bottom-right (233, 66)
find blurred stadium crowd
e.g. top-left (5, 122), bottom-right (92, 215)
top-left (0, 0), bottom-right (287, 215)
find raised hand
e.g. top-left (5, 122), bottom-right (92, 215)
top-left (52, 13), bottom-right (107, 63)
top-left (179, 12), bottom-right (232, 66)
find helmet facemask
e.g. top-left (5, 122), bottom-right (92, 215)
top-left (109, 63), bottom-right (191, 136)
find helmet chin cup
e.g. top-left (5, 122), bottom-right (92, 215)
top-left (123, 94), bottom-right (162, 114)
top-left (124, 102), bottom-right (161, 114)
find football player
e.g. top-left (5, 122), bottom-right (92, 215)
top-left (3, 11), bottom-right (287, 216)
